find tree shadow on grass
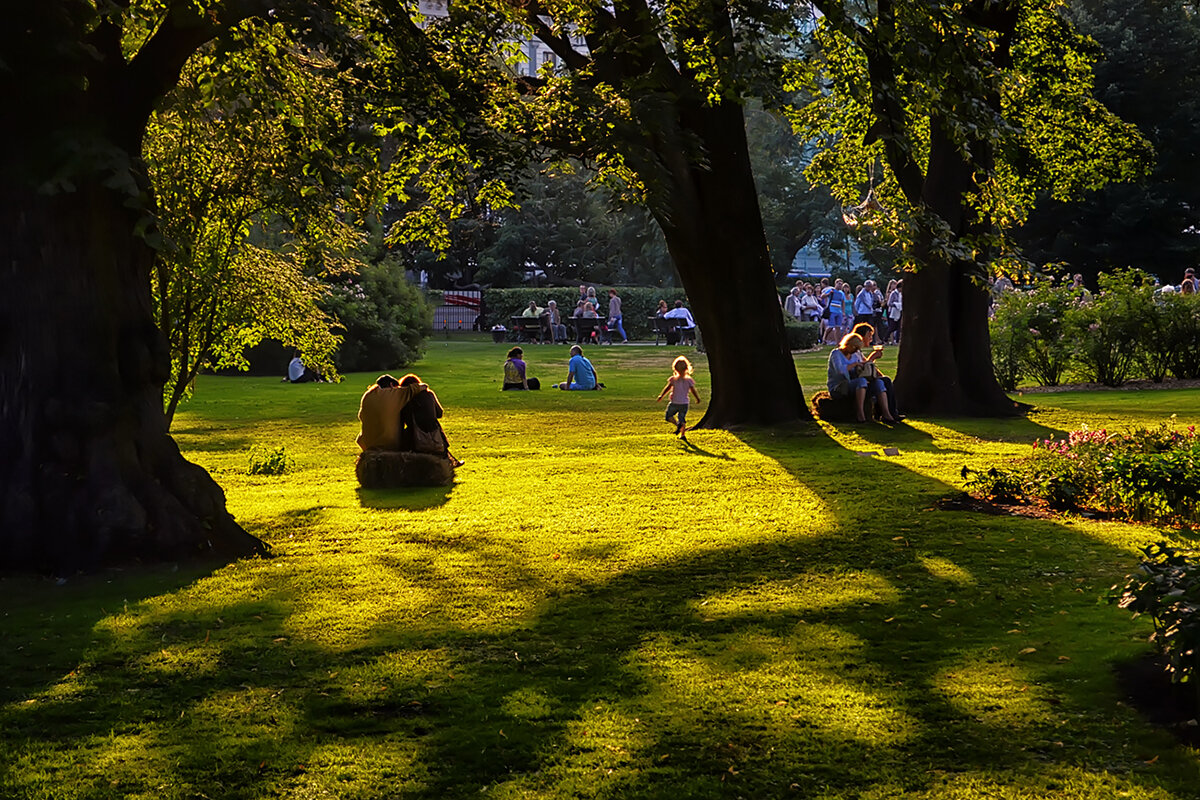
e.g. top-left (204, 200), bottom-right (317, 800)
top-left (678, 437), bottom-right (736, 460)
top-left (2, 428), bottom-right (1195, 798)
top-left (356, 484), bottom-right (455, 510)
top-left (815, 409), bottom-right (1067, 456)
top-left (0, 564), bottom-right (219, 707)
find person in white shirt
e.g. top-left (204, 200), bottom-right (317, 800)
top-left (664, 300), bottom-right (696, 328)
top-left (853, 280), bottom-right (877, 327)
top-left (783, 286), bottom-right (804, 318)
top-left (287, 352), bottom-right (319, 383)
top-left (886, 280), bottom-right (903, 344)
top-left (663, 300), bottom-right (697, 345)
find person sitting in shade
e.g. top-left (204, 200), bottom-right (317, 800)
top-left (663, 300), bottom-right (697, 344)
top-left (286, 351), bottom-right (320, 383)
top-left (852, 322), bottom-right (903, 421)
top-left (503, 346), bottom-right (540, 390)
top-left (545, 300), bottom-right (567, 343)
top-left (558, 345), bottom-right (600, 390)
top-left (826, 333), bottom-right (897, 424)
top-left (356, 374), bottom-right (428, 451)
top-left (520, 300), bottom-right (546, 342)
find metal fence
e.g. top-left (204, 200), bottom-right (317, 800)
top-left (432, 290), bottom-right (481, 331)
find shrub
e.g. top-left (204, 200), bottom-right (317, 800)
top-left (960, 465), bottom-right (1023, 503)
top-left (1112, 542), bottom-right (1200, 692)
top-left (783, 319), bottom-right (821, 350)
top-left (989, 280), bottom-right (1074, 387)
top-left (322, 259), bottom-right (433, 372)
top-left (1165, 293), bottom-right (1200, 380)
top-left (964, 424), bottom-right (1200, 525)
top-left (248, 446), bottom-right (293, 476)
top-left (1065, 270), bottom-right (1150, 387)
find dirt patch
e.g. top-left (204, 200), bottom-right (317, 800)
top-left (1016, 378), bottom-right (1200, 395)
top-left (934, 492), bottom-right (1063, 521)
top-left (1114, 653), bottom-right (1200, 748)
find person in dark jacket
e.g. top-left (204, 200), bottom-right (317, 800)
top-left (398, 374), bottom-right (463, 466)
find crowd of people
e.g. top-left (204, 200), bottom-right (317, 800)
top-left (784, 278), bottom-right (903, 346)
top-left (512, 286), bottom-right (699, 346)
top-left (516, 285), bottom-right (636, 345)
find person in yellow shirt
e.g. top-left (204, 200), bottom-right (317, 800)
top-left (356, 374), bottom-right (428, 451)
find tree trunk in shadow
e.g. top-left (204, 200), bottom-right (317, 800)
top-left (1, 181), bottom-right (269, 573)
top-left (647, 99), bottom-right (809, 428)
top-left (893, 118), bottom-right (1021, 417)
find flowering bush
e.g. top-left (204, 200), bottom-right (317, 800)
top-left (989, 270), bottom-right (1200, 387)
top-left (1064, 270), bottom-right (1152, 386)
top-left (989, 279), bottom-right (1074, 387)
top-left (964, 423), bottom-right (1200, 525)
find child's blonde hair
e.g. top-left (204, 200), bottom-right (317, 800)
top-left (672, 356), bottom-right (692, 376)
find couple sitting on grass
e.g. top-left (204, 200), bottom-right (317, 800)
top-left (502, 345), bottom-right (604, 391)
top-left (356, 373), bottom-right (463, 467)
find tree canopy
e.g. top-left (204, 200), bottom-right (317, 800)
top-left (1014, 0), bottom-right (1200, 281)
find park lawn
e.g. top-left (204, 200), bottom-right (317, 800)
top-left (2, 338), bottom-right (1200, 799)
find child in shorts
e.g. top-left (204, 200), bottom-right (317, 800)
top-left (656, 356), bottom-right (701, 438)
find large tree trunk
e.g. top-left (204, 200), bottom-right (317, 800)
top-left (0, 1), bottom-right (267, 572)
top-left (650, 99), bottom-right (809, 427)
top-left (893, 119), bottom-right (1020, 417)
top-left (0, 182), bottom-right (269, 573)
top-left (895, 254), bottom-right (1019, 416)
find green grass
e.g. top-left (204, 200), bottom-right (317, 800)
top-left (3, 338), bottom-right (1200, 799)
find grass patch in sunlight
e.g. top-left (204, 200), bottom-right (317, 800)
top-left (2, 339), bottom-right (1200, 798)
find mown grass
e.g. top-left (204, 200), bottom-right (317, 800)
top-left (3, 337), bottom-right (1200, 799)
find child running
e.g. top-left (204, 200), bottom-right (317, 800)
top-left (656, 356), bottom-right (701, 438)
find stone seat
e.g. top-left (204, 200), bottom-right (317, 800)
top-left (356, 450), bottom-right (455, 488)
top-left (810, 389), bottom-right (871, 422)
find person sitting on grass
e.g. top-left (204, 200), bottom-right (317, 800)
top-left (356, 374), bottom-right (427, 451)
top-left (398, 374), bottom-right (463, 467)
top-left (558, 345), bottom-right (600, 390)
top-left (503, 347), bottom-right (540, 390)
top-left (656, 355), bottom-right (701, 438)
top-left (826, 333), bottom-right (896, 424)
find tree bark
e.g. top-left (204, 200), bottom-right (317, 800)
top-left (0, 1), bottom-right (268, 572)
top-left (649, 99), bottom-right (809, 427)
top-left (893, 120), bottom-right (1021, 417)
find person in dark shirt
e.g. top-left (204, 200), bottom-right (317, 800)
top-left (398, 374), bottom-right (463, 466)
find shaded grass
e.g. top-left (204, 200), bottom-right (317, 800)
top-left (3, 339), bottom-right (1200, 798)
